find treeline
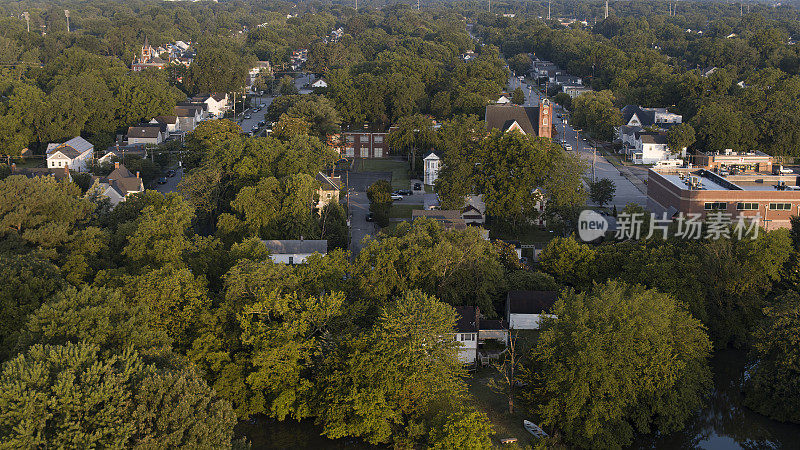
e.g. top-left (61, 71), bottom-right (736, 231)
top-left (316, 6), bottom-right (509, 126)
top-left (473, 4), bottom-right (800, 155)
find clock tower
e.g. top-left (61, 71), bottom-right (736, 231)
top-left (538, 99), bottom-right (552, 139)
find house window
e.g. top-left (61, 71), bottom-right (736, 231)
top-left (374, 135), bottom-right (384, 143)
top-left (360, 148), bottom-right (368, 158)
top-left (346, 135), bottom-right (355, 143)
top-left (704, 202), bottom-right (727, 210)
top-left (374, 148), bottom-right (383, 158)
top-left (58, 161), bottom-right (62, 167)
top-left (769, 203), bottom-right (792, 211)
top-left (346, 148), bottom-right (354, 157)
top-left (288, 256), bottom-right (294, 265)
top-left (737, 202), bottom-right (758, 210)
top-left (358, 135), bottom-right (366, 143)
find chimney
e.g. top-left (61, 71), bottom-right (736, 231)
top-left (115, 161), bottom-right (120, 169)
top-left (136, 171), bottom-right (140, 179)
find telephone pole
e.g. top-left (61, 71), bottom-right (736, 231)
top-left (22, 12), bottom-right (29, 32)
top-left (64, 10), bottom-right (70, 33)
top-left (548, 0), bottom-right (551, 20)
top-left (605, 0), bottom-right (608, 19)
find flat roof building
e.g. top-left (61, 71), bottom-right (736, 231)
top-left (647, 167), bottom-right (800, 230)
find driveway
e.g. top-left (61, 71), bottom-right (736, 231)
top-left (155, 167), bottom-right (183, 194)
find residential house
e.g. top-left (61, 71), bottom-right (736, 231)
top-left (90, 162), bottom-right (144, 206)
top-left (462, 50), bottom-right (477, 61)
top-left (494, 94), bottom-right (511, 104)
top-left (311, 79), bottom-right (328, 89)
top-left (554, 74), bottom-right (582, 86)
top-left (316, 172), bottom-right (341, 210)
top-left (423, 151), bottom-right (441, 186)
top-left (506, 290), bottom-right (558, 330)
top-left (151, 116), bottom-right (179, 134)
top-left (454, 306), bottom-right (478, 365)
top-left (248, 61), bottom-right (272, 91)
top-left (621, 105), bottom-right (682, 128)
top-left (132, 37), bottom-right (166, 71)
top-left (11, 164), bottom-right (71, 182)
top-left (174, 105), bottom-right (204, 132)
top-left (632, 131), bottom-right (672, 164)
top-left (262, 239), bottom-right (328, 264)
top-left (562, 84), bottom-right (592, 99)
top-left (485, 101), bottom-right (553, 139)
top-left (340, 126), bottom-right (389, 158)
top-left (46, 137), bottom-right (94, 172)
top-left (461, 195), bottom-right (486, 226)
top-left (126, 124), bottom-right (164, 146)
top-left (191, 93), bottom-right (229, 118)
top-left (412, 210), bottom-right (467, 230)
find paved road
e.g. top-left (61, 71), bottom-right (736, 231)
top-left (155, 167), bottom-right (183, 194)
top-left (348, 190), bottom-right (375, 257)
top-left (238, 96), bottom-right (274, 134)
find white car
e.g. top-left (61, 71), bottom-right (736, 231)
top-left (390, 194), bottom-right (403, 201)
top-left (564, 144), bottom-right (573, 151)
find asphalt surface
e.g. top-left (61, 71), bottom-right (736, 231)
top-left (238, 96), bottom-right (274, 134)
top-left (348, 190), bottom-right (375, 257)
top-left (154, 167), bottom-right (183, 194)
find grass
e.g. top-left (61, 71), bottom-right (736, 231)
top-left (388, 203), bottom-right (422, 219)
top-left (468, 368), bottom-right (540, 448)
top-left (490, 226), bottom-right (555, 246)
top-left (357, 159), bottom-right (411, 189)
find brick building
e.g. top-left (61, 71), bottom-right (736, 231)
top-left (647, 168), bottom-right (800, 230)
top-left (334, 126), bottom-right (394, 158)
top-left (485, 100), bottom-right (553, 139)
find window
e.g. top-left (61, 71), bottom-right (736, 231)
top-left (737, 202), bottom-right (758, 210)
top-left (360, 148), bottom-right (368, 158)
top-left (374, 148), bottom-right (383, 158)
top-left (374, 135), bottom-right (384, 143)
top-left (58, 161), bottom-right (62, 167)
top-left (345, 148), bottom-right (354, 157)
top-left (346, 135), bottom-right (355, 143)
top-left (358, 135), bottom-right (366, 143)
top-left (542, 118), bottom-right (548, 126)
top-left (769, 203), bottom-right (792, 211)
top-left (704, 202), bottom-right (727, 210)
top-left (326, 193), bottom-right (331, 199)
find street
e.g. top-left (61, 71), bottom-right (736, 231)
top-left (155, 167), bottom-right (183, 194)
top-left (348, 190), bottom-right (375, 257)
top-left (237, 95), bottom-right (274, 134)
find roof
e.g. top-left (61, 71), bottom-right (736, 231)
top-left (12, 166), bottom-right (71, 181)
top-left (412, 210), bottom-right (467, 230)
top-left (622, 105), bottom-right (655, 127)
top-left (47, 137), bottom-right (93, 157)
top-left (480, 319), bottom-right (507, 331)
top-left (316, 172), bottom-right (341, 190)
top-left (108, 164), bottom-right (135, 180)
top-left (455, 306), bottom-right (477, 333)
top-left (262, 239), bottom-right (328, 254)
top-left (485, 105), bottom-right (540, 136)
top-left (174, 105), bottom-right (202, 117)
top-left (423, 151), bottom-right (441, 160)
top-left (507, 291), bottom-right (558, 315)
top-left (93, 163), bottom-right (143, 196)
top-left (639, 133), bottom-right (668, 145)
top-left (127, 125), bottom-right (162, 139)
top-left (153, 115), bottom-right (178, 125)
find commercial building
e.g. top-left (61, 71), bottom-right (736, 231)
top-left (647, 167), bottom-right (800, 230)
top-left (692, 149), bottom-right (773, 174)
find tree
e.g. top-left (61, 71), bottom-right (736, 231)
top-left (0, 342), bottom-right (236, 448)
top-left (508, 53), bottom-right (532, 75)
top-left (744, 292), bottom-right (800, 423)
top-left (589, 178), bottom-right (616, 208)
top-left (489, 333), bottom-right (522, 413)
top-left (511, 87), bottom-right (525, 105)
top-left (527, 281), bottom-right (713, 449)
top-left (188, 43), bottom-right (251, 95)
top-left (278, 75), bottom-right (299, 95)
top-left (666, 122), bottom-right (696, 155)
top-left (538, 236), bottom-right (598, 288)
top-left (571, 90), bottom-right (622, 141)
top-left (320, 200), bottom-right (348, 250)
top-left (554, 92), bottom-right (572, 110)
top-left (386, 114), bottom-right (437, 172)
top-left (367, 179), bottom-right (393, 227)
top-left (123, 192), bottom-right (195, 269)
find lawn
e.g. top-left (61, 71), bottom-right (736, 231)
top-left (468, 368), bottom-right (541, 448)
top-left (388, 203), bottom-right (422, 219)
top-left (490, 226), bottom-right (555, 246)
top-left (357, 159), bottom-right (411, 189)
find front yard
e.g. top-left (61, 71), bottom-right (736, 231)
top-left (357, 159), bottom-right (411, 189)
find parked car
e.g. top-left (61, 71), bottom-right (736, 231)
top-left (564, 144), bottom-right (573, 151)
top-left (258, 120), bottom-right (266, 127)
top-left (390, 194), bottom-right (403, 201)
top-left (414, 183), bottom-right (422, 190)
top-left (156, 177), bottom-right (168, 185)
top-left (398, 189), bottom-right (413, 196)
top-left (166, 169), bottom-right (176, 177)
top-left (365, 212), bottom-right (374, 222)
top-left (252, 125), bottom-right (259, 131)
top-left (244, 114), bottom-right (251, 119)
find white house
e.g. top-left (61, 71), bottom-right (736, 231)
top-left (496, 95), bottom-right (511, 104)
top-left (46, 137), bottom-right (94, 172)
top-left (127, 125), bottom-right (164, 146)
top-left (423, 151), bottom-right (441, 186)
top-left (174, 105), bottom-right (204, 132)
top-left (262, 239), bottom-right (327, 264)
top-left (506, 290), bottom-right (558, 330)
top-left (151, 116), bottom-right (179, 134)
top-left (621, 105), bottom-right (682, 128)
top-left (311, 79), bottom-right (328, 89)
top-left (633, 132), bottom-right (672, 164)
top-left (454, 306), bottom-right (478, 365)
top-left (191, 93), bottom-right (229, 117)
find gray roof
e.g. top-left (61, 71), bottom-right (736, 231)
top-left (316, 172), bottom-right (341, 190)
top-left (174, 105), bottom-right (202, 117)
top-left (47, 136), bottom-right (93, 158)
top-left (412, 210), bottom-right (466, 230)
top-left (485, 104), bottom-right (540, 135)
top-left (455, 306), bottom-right (477, 333)
top-left (507, 291), bottom-right (558, 314)
top-left (262, 239), bottom-right (328, 254)
top-left (639, 133), bottom-right (668, 145)
top-left (154, 115), bottom-right (178, 125)
top-left (127, 125), bottom-right (162, 139)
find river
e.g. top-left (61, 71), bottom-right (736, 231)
top-left (236, 350), bottom-right (800, 449)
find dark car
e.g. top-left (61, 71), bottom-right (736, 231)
top-left (366, 212), bottom-right (374, 222)
top-left (156, 177), bottom-right (168, 185)
top-left (166, 169), bottom-right (176, 177)
top-left (414, 183), bottom-right (422, 190)
top-left (398, 189), bottom-right (413, 196)
top-left (258, 120), bottom-right (266, 127)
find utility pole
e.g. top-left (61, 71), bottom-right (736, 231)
top-left (417, 0), bottom-right (420, 10)
top-left (548, 0), bottom-right (551, 20)
top-left (605, 0), bottom-right (608, 19)
top-left (64, 10), bottom-right (70, 33)
top-left (355, 0), bottom-right (358, 10)
top-left (22, 12), bottom-right (29, 32)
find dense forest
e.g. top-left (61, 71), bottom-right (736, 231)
top-left (0, 1), bottom-right (799, 449)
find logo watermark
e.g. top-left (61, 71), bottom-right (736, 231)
top-left (577, 210), bottom-right (760, 242)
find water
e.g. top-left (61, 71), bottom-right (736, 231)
top-left (633, 349), bottom-right (800, 449)
top-left (237, 350), bottom-right (800, 449)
